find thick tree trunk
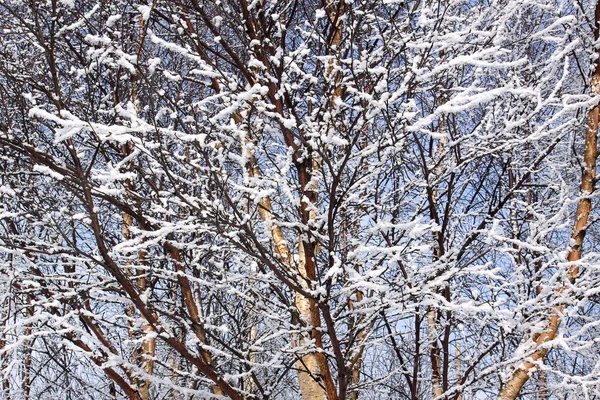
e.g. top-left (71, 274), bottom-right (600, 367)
top-left (428, 103), bottom-right (448, 399)
top-left (247, 150), bottom-right (328, 399)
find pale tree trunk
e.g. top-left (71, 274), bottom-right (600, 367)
top-left (237, 16), bottom-right (346, 393)
top-left (346, 261), bottom-right (379, 398)
top-left (167, 313), bottom-right (183, 396)
top-left (0, 338), bottom-right (8, 400)
top-left (122, 152), bottom-right (156, 400)
top-left (245, 172), bottom-right (259, 397)
top-left (138, 266), bottom-right (156, 400)
top-left (246, 148), bottom-right (328, 399)
top-left (252, 184), bottom-right (329, 399)
top-left (167, 25), bottom-right (329, 396)
top-left (427, 306), bottom-right (444, 398)
top-left (22, 298), bottom-right (33, 399)
top-left (1, 298), bottom-right (10, 400)
top-left (132, 17), bottom-right (156, 400)
top-left (456, 344), bottom-right (462, 400)
top-left (123, 13), bottom-right (157, 399)
top-left (242, 121), bottom-right (337, 399)
top-left (241, 90), bottom-right (339, 400)
top-left (246, 320), bottom-right (258, 395)
top-left (498, 4), bottom-right (600, 397)
top-left (428, 96), bottom-right (448, 399)
top-left (348, 284), bottom-right (369, 400)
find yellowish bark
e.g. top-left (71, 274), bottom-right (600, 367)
top-left (428, 101), bottom-right (448, 399)
top-left (427, 306), bottom-right (444, 398)
top-left (246, 144), bottom-right (327, 399)
top-left (124, 13), bottom-right (157, 397)
top-left (122, 157), bottom-right (156, 399)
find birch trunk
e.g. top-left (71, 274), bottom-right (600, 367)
top-left (124, 14), bottom-right (157, 397)
top-left (456, 344), bottom-right (462, 400)
top-left (428, 102), bottom-right (448, 399)
top-left (0, 336), bottom-right (8, 400)
top-left (22, 300), bottom-right (33, 399)
top-left (121, 153), bottom-right (156, 400)
top-left (1, 297), bottom-right (10, 400)
top-left (246, 148), bottom-right (327, 399)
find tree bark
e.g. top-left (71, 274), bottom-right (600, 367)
top-left (0, 333), bottom-right (9, 400)
top-left (428, 97), bottom-right (448, 399)
top-left (246, 144), bottom-right (328, 399)
top-left (124, 14), bottom-right (156, 397)
top-left (22, 299), bottom-right (33, 399)
top-left (121, 145), bottom-right (156, 400)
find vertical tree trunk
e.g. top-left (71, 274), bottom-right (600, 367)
top-left (428, 98), bottom-right (448, 399)
top-left (0, 338), bottom-right (9, 400)
top-left (22, 299), bottom-right (33, 399)
top-left (427, 306), bottom-right (444, 398)
top-left (456, 344), bottom-right (462, 400)
top-left (123, 13), bottom-right (156, 398)
top-left (247, 152), bottom-right (327, 399)
top-left (246, 322), bottom-right (258, 395)
top-left (498, 3), bottom-right (600, 397)
top-left (1, 299), bottom-right (10, 400)
top-left (180, 2), bottom-right (342, 396)
top-left (139, 307), bottom-right (156, 400)
top-left (348, 287), bottom-right (367, 400)
top-left (244, 162), bottom-right (259, 397)
top-left (122, 157), bottom-right (155, 400)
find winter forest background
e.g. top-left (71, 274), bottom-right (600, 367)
top-left (1, 0), bottom-right (600, 399)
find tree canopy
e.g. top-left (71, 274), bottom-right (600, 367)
top-left (0, 0), bottom-right (600, 399)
